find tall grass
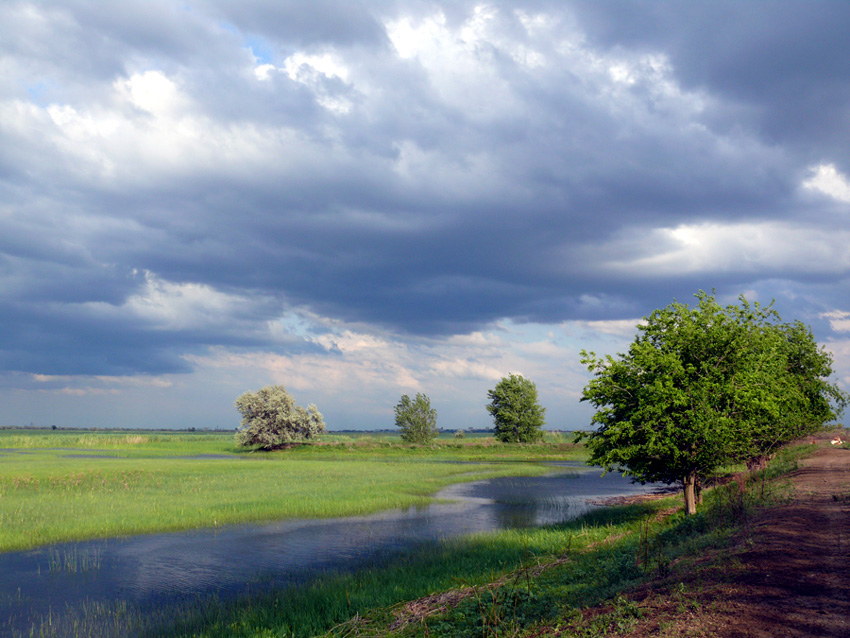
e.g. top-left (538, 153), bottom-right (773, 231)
top-left (0, 430), bottom-right (235, 454)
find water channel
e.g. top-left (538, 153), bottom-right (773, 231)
top-left (0, 464), bottom-right (659, 637)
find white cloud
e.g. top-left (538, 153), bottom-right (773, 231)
top-left (259, 51), bottom-right (357, 113)
top-left (114, 71), bottom-right (187, 116)
top-left (594, 222), bottom-right (850, 277)
top-left (822, 310), bottom-right (850, 333)
top-left (185, 346), bottom-right (422, 418)
top-left (181, 315), bottom-right (624, 429)
top-left (122, 272), bottom-right (254, 331)
top-left (254, 63), bottom-right (276, 81)
top-left (384, 8), bottom-right (521, 117)
top-left (803, 164), bottom-right (850, 203)
top-left (4, 68), bottom-right (322, 185)
top-left (71, 271), bottom-right (288, 346)
top-left (46, 103), bottom-right (121, 138)
top-left (32, 373), bottom-right (171, 388)
top-left (26, 373), bottom-right (173, 398)
top-left (574, 319), bottom-right (640, 337)
top-left (283, 51), bottom-right (350, 83)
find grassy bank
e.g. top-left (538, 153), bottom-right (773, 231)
top-left (0, 429), bottom-right (585, 552)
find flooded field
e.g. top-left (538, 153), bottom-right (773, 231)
top-left (1, 465), bottom-right (656, 637)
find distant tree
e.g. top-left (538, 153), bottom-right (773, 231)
top-left (579, 291), bottom-right (846, 515)
top-left (394, 393), bottom-right (438, 444)
top-left (487, 374), bottom-right (546, 443)
top-left (234, 385), bottom-right (325, 450)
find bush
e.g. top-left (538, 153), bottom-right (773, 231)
top-left (394, 393), bottom-right (438, 444)
top-left (234, 385), bottom-right (325, 450)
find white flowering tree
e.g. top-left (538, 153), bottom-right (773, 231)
top-left (234, 385), bottom-right (325, 450)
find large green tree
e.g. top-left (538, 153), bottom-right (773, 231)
top-left (579, 292), bottom-right (845, 515)
top-left (394, 393), bottom-right (439, 444)
top-left (234, 385), bottom-right (325, 450)
top-left (487, 374), bottom-right (546, 443)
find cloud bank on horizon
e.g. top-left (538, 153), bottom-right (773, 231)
top-left (2, 0), bottom-right (850, 430)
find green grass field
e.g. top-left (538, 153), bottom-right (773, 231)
top-left (0, 429), bottom-right (586, 552)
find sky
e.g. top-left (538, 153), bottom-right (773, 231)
top-left (2, 1), bottom-right (850, 432)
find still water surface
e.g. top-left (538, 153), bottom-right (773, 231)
top-left (1, 464), bottom-right (657, 636)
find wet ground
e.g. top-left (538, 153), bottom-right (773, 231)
top-left (0, 465), bottom-right (657, 636)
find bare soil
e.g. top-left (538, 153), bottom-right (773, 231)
top-left (574, 439), bottom-right (850, 637)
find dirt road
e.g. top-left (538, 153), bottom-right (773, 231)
top-left (716, 444), bottom-right (850, 637)
top-left (615, 442), bottom-right (850, 637)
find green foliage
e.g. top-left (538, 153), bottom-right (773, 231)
top-left (394, 393), bottom-right (438, 444)
top-left (234, 385), bottom-right (325, 450)
top-left (736, 320), bottom-right (847, 466)
top-left (579, 291), bottom-right (846, 514)
top-left (487, 373), bottom-right (546, 443)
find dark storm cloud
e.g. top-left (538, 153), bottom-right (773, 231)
top-left (1, 0), bottom-right (849, 377)
top-left (1, 302), bottom-right (192, 376)
top-left (566, 0), bottom-right (850, 168)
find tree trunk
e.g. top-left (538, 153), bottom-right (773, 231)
top-left (683, 473), bottom-right (698, 515)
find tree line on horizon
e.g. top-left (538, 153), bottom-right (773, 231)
top-left (232, 372), bottom-right (547, 448)
top-left (233, 291), bottom-right (847, 515)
